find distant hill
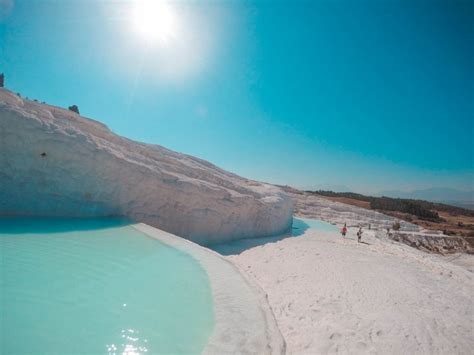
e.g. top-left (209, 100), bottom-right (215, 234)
top-left (377, 187), bottom-right (473, 209)
top-left (441, 201), bottom-right (474, 211)
top-left (302, 183), bottom-right (352, 193)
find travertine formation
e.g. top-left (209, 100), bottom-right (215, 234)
top-left (0, 88), bottom-right (292, 244)
top-left (388, 231), bottom-right (472, 254)
top-left (281, 186), bottom-right (472, 253)
top-left (281, 185), bottom-right (420, 231)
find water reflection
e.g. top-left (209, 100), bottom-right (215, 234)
top-left (107, 329), bottom-right (149, 355)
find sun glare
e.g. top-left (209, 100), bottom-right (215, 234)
top-left (132, 0), bottom-right (177, 43)
top-left (122, 0), bottom-right (215, 81)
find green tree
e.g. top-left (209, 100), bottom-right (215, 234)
top-left (68, 105), bottom-right (80, 114)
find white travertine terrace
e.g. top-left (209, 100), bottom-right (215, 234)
top-left (0, 88), bottom-right (293, 245)
top-left (133, 223), bottom-right (285, 354)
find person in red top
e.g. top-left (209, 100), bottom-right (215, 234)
top-left (341, 223), bottom-right (347, 237)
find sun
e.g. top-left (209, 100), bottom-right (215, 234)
top-left (132, 0), bottom-right (177, 43)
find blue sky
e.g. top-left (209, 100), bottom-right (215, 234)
top-left (1, 0), bottom-right (473, 194)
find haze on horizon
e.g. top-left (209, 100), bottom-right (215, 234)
top-left (1, 0), bottom-right (472, 198)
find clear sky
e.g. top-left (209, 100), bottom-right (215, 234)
top-left (1, 0), bottom-right (473, 194)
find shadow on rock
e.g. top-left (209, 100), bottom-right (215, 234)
top-left (209, 218), bottom-right (311, 256)
top-left (0, 216), bottom-right (131, 234)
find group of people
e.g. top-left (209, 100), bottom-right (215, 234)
top-left (340, 223), bottom-right (364, 243)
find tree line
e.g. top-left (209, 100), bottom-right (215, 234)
top-left (312, 190), bottom-right (474, 221)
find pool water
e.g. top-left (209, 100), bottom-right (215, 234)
top-left (210, 217), bottom-right (339, 255)
top-left (0, 217), bottom-right (214, 354)
top-left (292, 217), bottom-right (339, 236)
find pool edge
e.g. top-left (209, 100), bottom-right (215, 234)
top-left (132, 223), bottom-right (285, 355)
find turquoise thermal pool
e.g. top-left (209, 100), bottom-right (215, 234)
top-left (0, 217), bottom-right (214, 354)
top-left (292, 217), bottom-right (340, 234)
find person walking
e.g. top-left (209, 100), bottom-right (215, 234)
top-left (341, 223), bottom-right (347, 237)
top-left (357, 227), bottom-right (363, 243)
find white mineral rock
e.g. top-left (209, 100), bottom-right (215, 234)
top-left (0, 88), bottom-right (293, 245)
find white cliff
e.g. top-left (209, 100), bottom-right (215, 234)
top-left (0, 88), bottom-right (293, 245)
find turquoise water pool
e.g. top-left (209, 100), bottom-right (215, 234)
top-left (210, 217), bottom-right (339, 255)
top-left (292, 217), bottom-right (339, 235)
top-left (0, 217), bottom-right (214, 354)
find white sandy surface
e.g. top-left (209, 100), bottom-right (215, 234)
top-left (221, 226), bottom-right (473, 354)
